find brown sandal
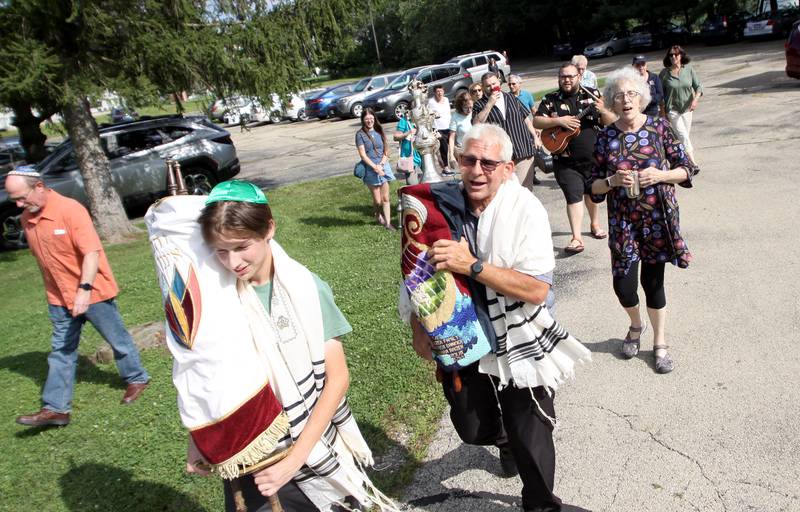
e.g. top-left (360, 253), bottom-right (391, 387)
top-left (565, 238), bottom-right (585, 254)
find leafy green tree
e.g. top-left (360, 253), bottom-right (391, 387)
top-left (0, 0), bottom-right (358, 241)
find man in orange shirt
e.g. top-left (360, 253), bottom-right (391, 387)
top-left (5, 167), bottom-right (150, 427)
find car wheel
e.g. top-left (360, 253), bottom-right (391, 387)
top-left (297, 109), bottom-right (308, 122)
top-left (0, 207), bottom-right (27, 250)
top-left (269, 111), bottom-right (282, 124)
top-left (394, 101), bottom-right (410, 121)
top-left (350, 102), bottom-right (363, 118)
top-left (605, 47), bottom-right (614, 57)
top-left (182, 169), bottom-right (216, 196)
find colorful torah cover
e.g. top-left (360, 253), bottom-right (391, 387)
top-left (399, 180), bottom-right (591, 393)
top-left (145, 195), bottom-right (399, 511)
top-left (400, 183), bottom-right (493, 370)
top-left (145, 195), bottom-right (289, 478)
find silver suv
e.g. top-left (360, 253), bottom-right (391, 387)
top-left (446, 50), bottom-right (511, 83)
top-left (333, 72), bottom-right (401, 118)
top-left (0, 115), bottom-right (240, 249)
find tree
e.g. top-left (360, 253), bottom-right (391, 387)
top-left (1, 0), bottom-right (359, 242)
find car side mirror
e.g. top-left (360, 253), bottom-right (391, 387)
top-left (367, 85), bottom-right (373, 91)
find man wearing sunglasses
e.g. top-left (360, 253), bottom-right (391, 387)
top-left (534, 62), bottom-right (616, 254)
top-left (407, 124), bottom-right (590, 512)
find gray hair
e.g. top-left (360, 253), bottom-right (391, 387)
top-left (508, 74), bottom-right (522, 83)
top-left (602, 66), bottom-right (651, 113)
top-left (571, 55), bottom-right (588, 67)
top-left (461, 124), bottom-right (513, 162)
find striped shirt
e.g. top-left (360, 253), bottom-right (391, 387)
top-left (472, 91), bottom-right (535, 161)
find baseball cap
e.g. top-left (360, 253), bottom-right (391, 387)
top-left (632, 55), bottom-right (647, 65)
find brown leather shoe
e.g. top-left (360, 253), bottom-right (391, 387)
top-left (121, 381), bottom-right (149, 404)
top-left (16, 408), bottom-right (70, 427)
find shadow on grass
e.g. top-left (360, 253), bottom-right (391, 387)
top-left (339, 204), bottom-right (374, 216)
top-left (0, 351), bottom-right (125, 389)
top-left (60, 462), bottom-right (208, 512)
top-left (298, 216), bottom-right (370, 228)
top-left (356, 420), bottom-right (418, 497)
top-left (0, 248), bottom-right (24, 262)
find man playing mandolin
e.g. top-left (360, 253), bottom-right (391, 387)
top-left (534, 63), bottom-right (616, 254)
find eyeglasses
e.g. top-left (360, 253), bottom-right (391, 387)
top-left (613, 91), bottom-right (641, 102)
top-left (9, 188), bottom-right (35, 203)
top-left (508, 82), bottom-right (520, 86)
top-left (559, 74), bottom-right (578, 80)
top-left (469, 88), bottom-right (483, 94)
top-left (670, 53), bottom-right (681, 57)
top-left (460, 154), bottom-right (504, 172)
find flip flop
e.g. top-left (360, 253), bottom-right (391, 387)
top-left (565, 238), bottom-right (584, 254)
top-left (590, 225), bottom-right (608, 239)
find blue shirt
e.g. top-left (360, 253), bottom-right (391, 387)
top-left (515, 90), bottom-right (536, 111)
top-left (396, 117), bottom-right (422, 167)
top-left (355, 129), bottom-right (385, 165)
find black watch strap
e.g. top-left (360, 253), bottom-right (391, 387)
top-left (469, 258), bottom-right (484, 280)
top-left (78, 282), bottom-right (93, 291)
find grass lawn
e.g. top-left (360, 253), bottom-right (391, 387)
top-left (0, 176), bottom-right (445, 511)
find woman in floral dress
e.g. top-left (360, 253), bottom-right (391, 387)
top-left (589, 67), bottom-right (698, 374)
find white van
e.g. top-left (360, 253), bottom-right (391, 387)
top-left (446, 50), bottom-right (511, 83)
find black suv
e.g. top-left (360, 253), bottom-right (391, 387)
top-left (363, 64), bottom-right (472, 121)
top-left (1, 115), bottom-right (240, 249)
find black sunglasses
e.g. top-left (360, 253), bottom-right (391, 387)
top-left (460, 154), bottom-right (503, 172)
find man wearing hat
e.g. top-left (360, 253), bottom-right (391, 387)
top-left (632, 54), bottom-right (665, 117)
top-left (5, 167), bottom-right (150, 427)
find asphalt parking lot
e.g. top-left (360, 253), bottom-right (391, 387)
top-left (230, 39), bottom-right (800, 512)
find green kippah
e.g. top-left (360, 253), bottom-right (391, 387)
top-left (205, 180), bottom-right (268, 205)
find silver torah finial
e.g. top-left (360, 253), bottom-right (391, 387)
top-left (407, 80), bottom-right (442, 184)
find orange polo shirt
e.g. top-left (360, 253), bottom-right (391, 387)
top-left (22, 190), bottom-right (119, 309)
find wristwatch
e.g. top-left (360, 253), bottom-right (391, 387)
top-left (469, 258), bottom-right (484, 280)
top-left (605, 176), bottom-right (614, 188)
top-left (78, 282), bottom-right (93, 291)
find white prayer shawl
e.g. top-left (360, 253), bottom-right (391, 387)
top-left (146, 196), bottom-right (398, 512)
top-left (474, 178), bottom-right (592, 390)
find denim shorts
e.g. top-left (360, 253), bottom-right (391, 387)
top-left (363, 162), bottom-right (396, 187)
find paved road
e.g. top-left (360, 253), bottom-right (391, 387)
top-left (228, 40), bottom-right (800, 512)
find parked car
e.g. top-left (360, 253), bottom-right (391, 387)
top-left (333, 72), bottom-right (400, 119)
top-left (304, 83), bottom-right (355, 120)
top-left (363, 64), bottom-right (472, 121)
top-left (787, 19), bottom-right (800, 79)
top-left (552, 38), bottom-right (586, 60)
top-left (446, 50), bottom-right (511, 83)
top-left (268, 93), bottom-right (307, 123)
top-left (629, 22), bottom-right (689, 50)
top-left (0, 115), bottom-right (240, 250)
top-left (701, 12), bottom-right (751, 43)
top-left (744, 8), bottom-right (800, 40)
top-left (0, 140), bottom-right (58, 174)
top-left (584, 31), bottom-right (630, 58)
top-left (110, 107), bottom-right (139, 124)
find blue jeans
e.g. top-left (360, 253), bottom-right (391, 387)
top-left (42, 299), bottom-right (149, 413)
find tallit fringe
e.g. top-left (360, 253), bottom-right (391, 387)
top-left (350, 456), bottom-right (403, 512)
top-left (213, 412), bottom-right (291, 480)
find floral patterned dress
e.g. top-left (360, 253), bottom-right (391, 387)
top-left (590, 115), bottom-right (697, 277)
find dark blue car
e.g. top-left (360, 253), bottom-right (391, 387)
top-left (304, 83), bottom-right (355, 119)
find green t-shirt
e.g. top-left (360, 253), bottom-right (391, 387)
top-left (252, 273), bottom-right (352, 341)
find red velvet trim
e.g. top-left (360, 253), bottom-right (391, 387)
top-left (191, 383), bottom-right (285, 464)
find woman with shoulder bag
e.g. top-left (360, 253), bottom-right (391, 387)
top-left (393, 112), bottom-right (421, 185)
top-left (447, 91), bottom-right (473, 171)
top-left (356, 108), bottom-right (396, 230)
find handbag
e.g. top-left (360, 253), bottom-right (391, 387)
top-left (353, 161), bottom-right (366, 179)
top-left (533, 146), bottom-right (554, 174)
top-left (397, 155), bottom-right (414, 172)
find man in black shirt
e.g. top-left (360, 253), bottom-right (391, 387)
top-left (534, 63), bottom-right (616, 254)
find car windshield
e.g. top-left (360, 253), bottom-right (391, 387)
top-left (352, 78), bottom-right (371, 92)
top-left (387, 72), bottom-right (415, 90)
top-left (594, 32), bottom-right (615, 42)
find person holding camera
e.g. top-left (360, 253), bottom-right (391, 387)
top-left (471, 72), bottom-right (538, 190)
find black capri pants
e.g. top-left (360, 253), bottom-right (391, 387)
top-left (554, 160), bottom-right (592, 204)
top-left (612, 261), bottom-right (667, 310)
